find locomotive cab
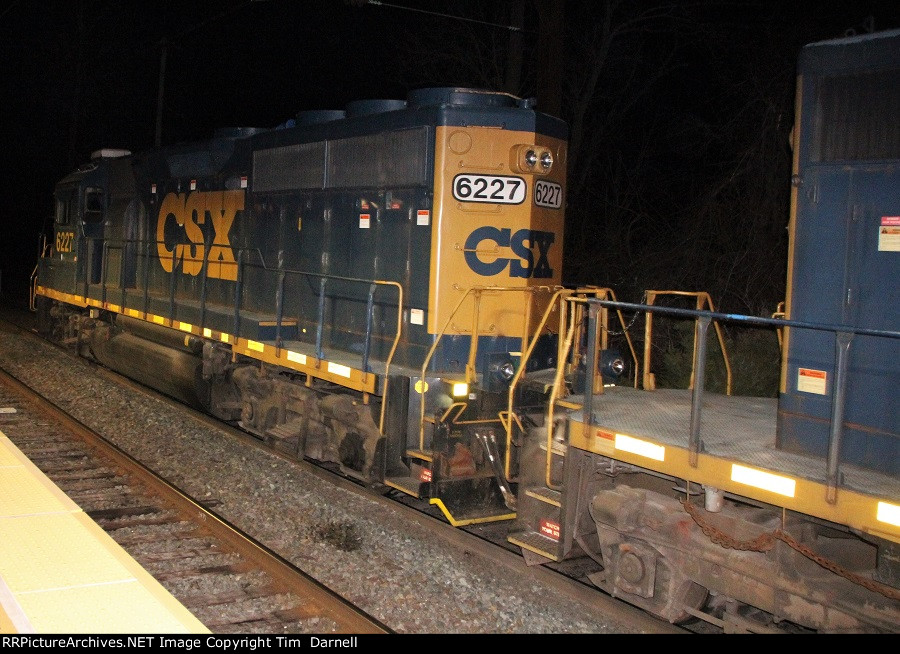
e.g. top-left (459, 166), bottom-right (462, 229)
top-left (38, 149), bottom-right (133, 308)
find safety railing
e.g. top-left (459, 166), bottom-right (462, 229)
top-left (643, 290), bottom-right (732, 396)
top-left (416, 284), bottom-right (558, 453)
top-left (63, 237), bottom-right (404, 433)
top-left (29, 234), bottom-right (50, 311)
top-left (573, 297), bottom-right (900, 502)
top-left (505, 287), bottom-right (639, 487)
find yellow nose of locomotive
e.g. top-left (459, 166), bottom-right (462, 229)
top-left (427, 126), bottom-right (567, 342)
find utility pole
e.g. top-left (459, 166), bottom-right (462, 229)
top-left (536, 0), bottom-right (564, 117)
top-left (504, 0), bottom-right (525, 95)
top-left (155, 38), bottom-right (167, 147)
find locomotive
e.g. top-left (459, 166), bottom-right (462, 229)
top-left (34, 86), bottom-right (573, 522)
top-left (32, 30), bottom-right (899, 634)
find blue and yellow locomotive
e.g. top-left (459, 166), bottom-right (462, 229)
top-left (33, 87), bottom-right (572, 524)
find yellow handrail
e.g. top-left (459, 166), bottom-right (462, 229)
top-left (504, 287), bottom-right (641, 480)
top-left (417, 285), bottom-right (558, 453)
top-left (504, 288), bottom-right (569, 478)
top-left (643, 290), bottom-right (732, 396)
top-left (377, 280), bottom-right (404, 435)
top-left (772, 301), bottom-right (786, 351)
top-left (29, 235), bottom-right (50, 312)
top-left (564, 288), bottom-right (641, 390)
top-left (544, 306), bottom-right (578, 490)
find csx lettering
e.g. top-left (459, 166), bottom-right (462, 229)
top-left (55, 231), bottom-right (75, 253)
top-left (156, 190), bottom-right (242, 281)
top-left (463, 226), bottom-right (555, 278)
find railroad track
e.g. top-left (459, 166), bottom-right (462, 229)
top-left (0, 366), bottom-right (390, 635)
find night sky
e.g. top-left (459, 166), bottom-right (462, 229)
top-left (1, 0), bottom-right (898, 307)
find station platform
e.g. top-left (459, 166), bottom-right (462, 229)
top-left (0, 432), bottom-right (209, 634)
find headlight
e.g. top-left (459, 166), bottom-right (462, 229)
top-left (489, 358), bottom-right (516, 386)
top-left (600, 350), bottom-right (627, 379)
top-left (510, 145), bottom-right (554, 174)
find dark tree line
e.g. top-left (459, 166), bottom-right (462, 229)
top-left (381, 0), bottom-right (897, 316)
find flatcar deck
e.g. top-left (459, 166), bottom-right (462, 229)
top-left (564, 386), bottom-right (900, 543)
top-left (0, 433), bottom-right (208, 634)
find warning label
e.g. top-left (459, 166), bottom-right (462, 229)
top-left (596, 429), bottom-right (615, 441)
top-left (797, 368), bottom-right (827, 395)
top-left (539, 519), bottom-right (560, 541)
top-left (879, 216), bottom-right (900, 252)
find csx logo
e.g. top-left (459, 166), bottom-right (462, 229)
top-left (464, 226), bottom-right (555, 278)
top-left (156, 190), bottom-right (243, 281)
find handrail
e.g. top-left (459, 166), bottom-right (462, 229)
top-left (772, 301), bottom-right (786, 350)
top-left (418, 287), bottom-right (477, 452)
top-left (577, 287), bottom-right (641, 389)
top-left (601, 298), bottom-right (900, 339)
top-left (374, 279), bottom-right (403, 434)
top-left (644, 290), bottom-right (732, 395)
top-left (544, 291), bottom-right (643, 490)
top-left (544, 305), bottom-right (578, 490)
top-left (504, 287), bottom-right (639, 480)
top-left (417, 284), bottom-right (558, 454)
top-left (586, 297), bottom-right (900, 501)
top-left (68, 237), bottom-right (404, 434)
top-left (29, 234), bottom-right (50, 311)
top-left (504, 288), bottom-right (569, 478)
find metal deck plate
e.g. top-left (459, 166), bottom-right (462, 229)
top-left (576, 387), bottom-right (898, 499)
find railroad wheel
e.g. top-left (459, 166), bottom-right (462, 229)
top-left (602, 535), bottom-right (708, 624)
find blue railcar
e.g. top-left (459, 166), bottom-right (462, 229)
top-left (777, 29), bottom-right (900, 475)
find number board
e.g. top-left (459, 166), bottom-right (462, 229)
top-left (452, 174), bottom-right (525, 205)
top-left (534, 180), bottom-right (562, 209)
top-left (55, 231), bottom-right (75, 253)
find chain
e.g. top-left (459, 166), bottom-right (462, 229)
top-left (682, 500), bottom-right (900, 601)
top-left (772, 528), bottom-right (900, 600)
top-left (604, 292), bottom-right (645, 337)
top-left (682, 500), bottom-right (777, 551)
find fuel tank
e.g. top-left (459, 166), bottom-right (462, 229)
top-left (83, 321), bottom-right (210, 411)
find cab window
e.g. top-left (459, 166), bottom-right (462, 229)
top-left (55, 198), bottom-right (67, 224)
top-left (83, 188), bottom-right (105, 223)
top-left (55, 190), bottom-right (76, 225)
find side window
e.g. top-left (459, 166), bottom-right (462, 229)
top-left (55, 191), bottom-right (74, 225)
top-left (67, 194), bottom-right (78, 224)
top-left (83, 188), bottom-right (105, 223)
top-left (55, 198), bottom-right (67, 225)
